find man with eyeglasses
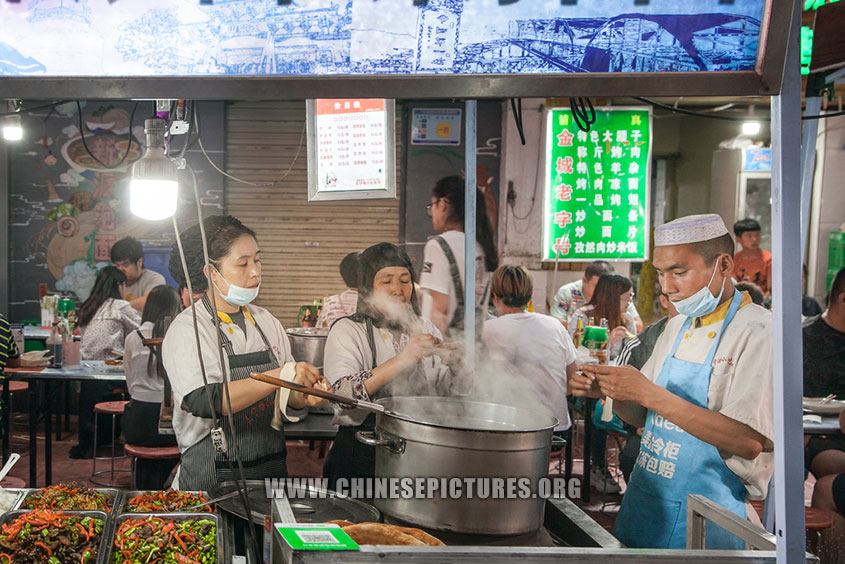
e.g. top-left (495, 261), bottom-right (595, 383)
top-left (112, 236), bottom-right (167, 311)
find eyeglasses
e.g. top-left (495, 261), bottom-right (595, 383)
top-left (425, 198), bottom-right (442, 217)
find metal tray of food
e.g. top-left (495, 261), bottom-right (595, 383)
top-left (119, 490), bottom-right (213, 514)
top-left (0, 488), bottom-right (26, 515)
top-left (103, 511), bottom-right (223, 564)
top-left (15, 485), bottom-right (121, 512)
top-left (0, 509), bottom-right (110, 563)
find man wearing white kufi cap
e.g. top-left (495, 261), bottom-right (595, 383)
top-left (570, 214), bottom-right (773, 549)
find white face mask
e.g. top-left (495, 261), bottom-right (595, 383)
top-left (672, 260), bottom-right (725, 318)
top-left (212, 266), bottom-right (260, 307)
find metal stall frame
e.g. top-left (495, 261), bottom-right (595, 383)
top-left (0, 1), bottom-right (808, 562)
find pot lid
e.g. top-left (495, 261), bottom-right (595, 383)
top-left (286, 327), bottom-right (329, 338)
top-left (378, 396), bottom-right (558, 433)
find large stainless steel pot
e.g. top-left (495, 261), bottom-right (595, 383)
top-left (356, 396), bottom-right (557, 535)
top-left (286, 327), bottom-right (328, 368)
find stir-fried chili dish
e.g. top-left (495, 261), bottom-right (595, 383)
top-left (125, 491), bottom-right (211, 513)
top-left (0, 510), bottom-right (103, 563)
top-left (22, 483), bottom-right (110, 511)
top-left (111, 517), bottom-right (216, 564)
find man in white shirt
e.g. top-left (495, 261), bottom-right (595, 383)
top-left (550, 260), bottom-right (643, 331)
top-left (111, 237), bottom-right (167, 311)
top-left (317, 252), bottom-right (360, 328)
top-left (482, 265), bottom-right (576, 435)
top-left (571, 214), bottom-right (773, 549)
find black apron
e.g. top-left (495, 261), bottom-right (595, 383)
top-left (178, 299), bottom-right (286, 491)
top-left (323, 318), bottom-right (429, 489)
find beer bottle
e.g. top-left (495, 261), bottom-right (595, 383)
top-left (573, 316), bottom-right (585, 348)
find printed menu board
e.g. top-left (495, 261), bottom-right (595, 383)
top-left (542, 107), bottom-right (652, 262)
top-left (307, 99), bottom-right (396, 201)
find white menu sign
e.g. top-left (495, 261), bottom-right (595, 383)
top-left (307, 99), bottom-right (396, 201)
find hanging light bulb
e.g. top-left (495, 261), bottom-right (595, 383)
top-left (130, 117), bottom-right (179, 220)
top-left (2, 114), bottom-right (22, 141)
top-left (3, 100), bottom-right (23, 141)
top-left (742, 121), bottom-right (761, 136)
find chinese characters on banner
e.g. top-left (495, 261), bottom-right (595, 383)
top-left (543, 108), bottom-right (651, 261)
top-left (314, 99), bottom-right (389, 192)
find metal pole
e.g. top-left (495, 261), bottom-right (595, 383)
top-left (800, 96), bottom-right (821, 262)
top-left (770, 1), bottom-right (805, 562)
top-left (464, 100), bottom-right (477, 363)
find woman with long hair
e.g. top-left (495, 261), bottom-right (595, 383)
top-left (162, 215), bottom-right (326, 490)
top-left (568, 272), bottom-right (636, 494)
top-left (322, 242), bottom-right (452, 487)
top-left (421, 174), bottom-right (499, 336)
top-left (122, 284), bottom-right (182, 488)
top-left (569, 273), bottom-right (636, 358)
top-left (71, 265), bottom-right (142, 458)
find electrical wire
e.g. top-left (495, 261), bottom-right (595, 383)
top-left (510, 98), bottom-right (526, 146)
top-left (75, 100), bottom-right (139, 169)
top-left (183, 164), bottom-right (263, 564)
top-left (509, 119), bottom-right (546, 226)
top-left (634, 96), bottom-right (845, 121)
top-left (569, 97), bottom-right (596, 132)
top-left (0, 100), bottom-right (73, 117)
top-left (196, 104), bottom-right (305, 187)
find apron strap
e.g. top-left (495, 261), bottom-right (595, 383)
top-left (434, 235), bottom-right (465, 328)
top-left (703, 289), bottom-right (743, 366)
top-left (669, 289), bottom-right (744, 363)
top-left (365, 318), bottom-right (378, 370)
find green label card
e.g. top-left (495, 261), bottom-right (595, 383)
top-left (276, 523), bottom-right (360, 551)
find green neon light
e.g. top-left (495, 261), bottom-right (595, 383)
top-left (801, 26), bottom-right (814, 75)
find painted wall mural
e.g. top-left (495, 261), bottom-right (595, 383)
top-left (8, 101), bottom-right (225, 321)
top-left (0, 0), bottom-right (765, 77)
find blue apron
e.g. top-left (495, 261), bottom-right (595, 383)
top-left (614, 290), bottom-right (747, 550)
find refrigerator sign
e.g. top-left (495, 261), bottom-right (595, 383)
top-left (742, 147), bottom-right (772, 171)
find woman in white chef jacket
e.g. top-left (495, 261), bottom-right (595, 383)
top-left (162, 216), bottom-right (325, 491)
top-left (322, 242), bottom-right (452, 487)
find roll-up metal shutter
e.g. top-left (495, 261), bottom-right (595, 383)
top-left (225, 101), bottom-right (401, 327)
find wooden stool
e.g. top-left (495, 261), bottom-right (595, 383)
top-left (91, 400), bottom-right (130, 487)
top-left (804, 507), bottom-right (835, 557)
top-left (124, 444), bottom-right (180, 490)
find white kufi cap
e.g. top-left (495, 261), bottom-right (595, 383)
top-left (654, 214), bottom-right (729, 247)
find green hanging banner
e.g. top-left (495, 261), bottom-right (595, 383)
top-left (542, 107), bottom-right (652, 262)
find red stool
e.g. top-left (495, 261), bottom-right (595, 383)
top-left (804, 507), bottom-right (835, 557)
top-left (91, 400), bottom-right (130, 487)
top-left (0, 476), bottom-right (26, 488)
top-left (124, 444), bottom-right (181, 490)
top-left (3, 381), bottom-right (30, 445)
top-left (8, 382), bottom-right (28, 394)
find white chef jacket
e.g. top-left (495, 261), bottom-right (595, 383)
top-left (162, 301), bottom-right (303, 453)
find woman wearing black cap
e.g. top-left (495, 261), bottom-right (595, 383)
top-left (322, 242), bottom-right (452, 487)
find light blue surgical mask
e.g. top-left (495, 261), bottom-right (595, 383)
top-left (672, 260), bottom-right (725, 318)
top-left (212, 266), bottom-right (260, 307)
